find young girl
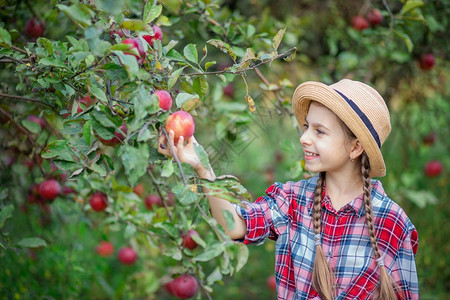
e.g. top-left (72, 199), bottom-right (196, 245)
top-left (158, 79), bottom-right (419, 299)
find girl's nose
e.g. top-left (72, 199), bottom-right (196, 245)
top-left (299, 131), bottom-right (311, 146)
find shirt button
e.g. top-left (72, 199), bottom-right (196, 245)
top-left (328, 250), bottom-right (332, 257)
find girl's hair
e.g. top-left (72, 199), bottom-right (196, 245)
top-left (311, 151), bottom-right (401, 299)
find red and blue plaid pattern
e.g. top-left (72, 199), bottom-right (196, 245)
top-left (235, 176), bottom-right (419, 299)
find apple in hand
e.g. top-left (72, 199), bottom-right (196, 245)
top-left (182, 229), bottom-right (200, 250)
top-left (154, 90), bottom-right (172, 111)
top-left (165, 111), bottom-right (195, 144)
top-left (117, 246), bottom-right (137, 265)
top-left (367, 9), bottom-right (383, 26)
top-left (166, 274), bottom-right (198, 299)
top-left (39, 179), bottom-right (61, 202)
top-left (144, 194), bottom-right (163, 210)
top-left (143, 25), bottom-right (163, 46)
top-left (89, 192), bottom-right (108, 212)
top-left (96, 241), bottom-right (114, 257)
top-left (25, 18), bottom-right (45, 38)
top-left (418, 53), bottom-right (436, 71)
top-left (351, 16), bottom-right (369, 31)
top-left (424, 160), bottom-right (443, 178)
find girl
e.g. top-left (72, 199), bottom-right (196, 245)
top-left (158, 79), bottom-right (419, 299)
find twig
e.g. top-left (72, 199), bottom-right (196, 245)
top-left (186, 47), bottom-right (297, 77)
top-left (161, 127), bottom-right (187, 186)
top-left (0, 92), bottom-right (55, 109)
top-left (147, 167), bottom-right (174, 220)
top-left (11, 45), bottom-right (28, 54)
top-left (382, 0), bottom-right (395, 32)
top-left (0, 57), bottom-right (31, 64)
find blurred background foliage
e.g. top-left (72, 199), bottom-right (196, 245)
top-left (0, 0), bottom-right (448, 299)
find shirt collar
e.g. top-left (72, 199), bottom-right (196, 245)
top-left (306, 179), bottom-right (366, 218)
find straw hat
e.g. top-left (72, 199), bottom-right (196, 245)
top-left (292, 79), bottom-right (391, 177)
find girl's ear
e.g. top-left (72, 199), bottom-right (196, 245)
top-left (349, 139), bottom-right (364, 160)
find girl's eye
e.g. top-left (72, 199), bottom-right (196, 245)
top-left (303, 123), bottom-right (309, 130)
top-left (316, 129), bottom-right (324, 135)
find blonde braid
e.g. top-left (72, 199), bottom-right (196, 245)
top-left (361, 152), bottom-right (401, 300)
top-left (311, 172), bottom-right (335, 300)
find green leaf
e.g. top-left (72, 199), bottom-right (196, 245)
top-left (91, 110), bottom-right (117, 128)
top-left (393, 30), bottom-right (414, 53)
top-left (37, 37), bottom-right (53, 56)
top-left (193, 143), bottom-right (210, 169)
top-left (119, 143), bottom-right (150, 186)
top-left (272, 28), bottom-right (286, 52)
top-left (16, 237), bottom-right (47, 248)
top-left (161, 159), bottom-right (174, 177)
top-left (179, 188), bottom-right (198, 205)
top-left (124, 224), bottom-right (137, 239)
top-left (166, 49), bottom-right (184, 61)
top-left (39, 57), bottom-right (67, 69)
top-left (193, 77), bottom-right (209, 98)
top-left (88, 163), bottom-right (106, 176)
top-left (132, 85), bottom-right (159, 120)
top-left (56, 3), bottom-right (94, 28)
top-left (205, 61), bottom-right (216, 71)
top-left (183, 44), bottom-right (198, 64)
top-left (168, 66), bottom-right (186, 89)
top-left (193, 243), bottom-right (225, 262)
top-left (21, 120), bottom-right (42, 134)
top-left (112, 50), bottom-right (139, 80)
top-left (41, 140), bottom-right (74, 161)
top-left (190, 232), bottom-right (206, 248)
top-left (83, 119), bottom-right (93, 145)
top-left (401, 0), bottom-right (424, 14)
top-left (0, 27), bottom-right (11, 46)
top-left (223, 210), bottom-right (236, 232)
top-left (0, 204), bottom-right (14, 229)
top-left (121, 19), bottom-right (148, 31)
top-left (207, 39), bottom-right (236, 61)
top-left (175, 92), bottom-right (199, 108)
top-left (144, 3), bottom-right (163, 24)
top-left (90, 85), bottom-right (107, 103)
top-left (206, 267), bottom-right (223, 286)
top-left (92, 119), bottom-right (115, 139)
top-left (236, 243), bottom-right (249, 272)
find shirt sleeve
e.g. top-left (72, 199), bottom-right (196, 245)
top-left (234, 182), bottom-right (293, 245)
top-left (392, 227), bottom-right (419, 299)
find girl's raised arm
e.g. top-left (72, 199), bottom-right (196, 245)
top-left (158, 130), bottom-right (247, 240)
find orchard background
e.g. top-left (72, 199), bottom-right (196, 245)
top-left (0, 0), bottom-right (448, 299)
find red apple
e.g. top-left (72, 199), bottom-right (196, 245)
top-left (39, 179), bottom-right (61, 202)
top-left (266, 275), bottom-right (277, 292)
top-left (424, 160), bottom-right (443, 178)
top-left (154, 90), bottom-right (172, 111)
top-left (133, 182), bottom-right (145, 197)
top-left (62, 186), bottom-right (76, 195)
top-left (27, 115), bottom-right (45, 129)
top-left (25, 18), bottom-right (45, 38)
top-left (144, 194), bottom-right (163, 210)
top-left (351, 16), bottom-right (369, 31)
top-left (182, 229), bottom-right (200, 250)
top-left (89, 192), bottom-right (108, 211)
top-left (223, 83), bottom-right (235, 98)
top-left (96, 241), bottom-right (114, 257)
top-left (418, 53), bottom-right (436, 71)
top-left (166, 274), bottom-right (198, 299)
top-left (98, 122), bottom-right (128, 146)
top-left (122, 38), bottom-right (146, 63)
top-left (367, 9), bottom-right (383, 26)
top-left (117, 246), bottom-right (137, 265)
top-left (109, 24), bottom-right (130, 39)
top-left (143, 25), bottom-right (163, 46)
top-left (422, 132), bottom-right (437, 146)
top-left (165, 111), bottom-right (195, 144)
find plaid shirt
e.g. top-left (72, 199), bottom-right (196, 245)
top-left (235, 175), bottom-right (419, 299)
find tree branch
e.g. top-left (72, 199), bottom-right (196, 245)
top-left (0, 92), bottom-right (55, 109)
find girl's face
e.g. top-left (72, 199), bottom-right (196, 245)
top-left (299, 102), bottom-right (356, 174)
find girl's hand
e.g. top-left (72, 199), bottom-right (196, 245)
top-left (158, 130), bottom-right (209, 176)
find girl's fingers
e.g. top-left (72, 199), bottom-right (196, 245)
top-left (177, 136), bottom-right (185, 153)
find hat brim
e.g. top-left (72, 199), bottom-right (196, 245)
top-left (292, 81), bottom-right (386, 177)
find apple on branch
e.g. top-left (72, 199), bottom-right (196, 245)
top-left (39, 179), bottom-right (61, 202)
top-left (181, 229), bottom-right (200, 250)
top-left (122, 38), bottom-right (146, 64)
top-left (154, 90), bottom-right (173, 111)
top-left (89, 192), bottom-right (108, 212)
top-left (143, 25), bottom-right (163, 46)
top-left (166, 274), bottom-right (198, 299)
top-left (144, 194), bottom-right (163, 210)
top-left (25, 17), bottom-right (45, 38)
top-left (367, 9), bottom-right (383, 26)
top-left (117, 246), bottom-right (137, 265)
top-left (96, 241), bottom-right (114, 257)
top-left (351, 16), bottom-right (369, 31)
